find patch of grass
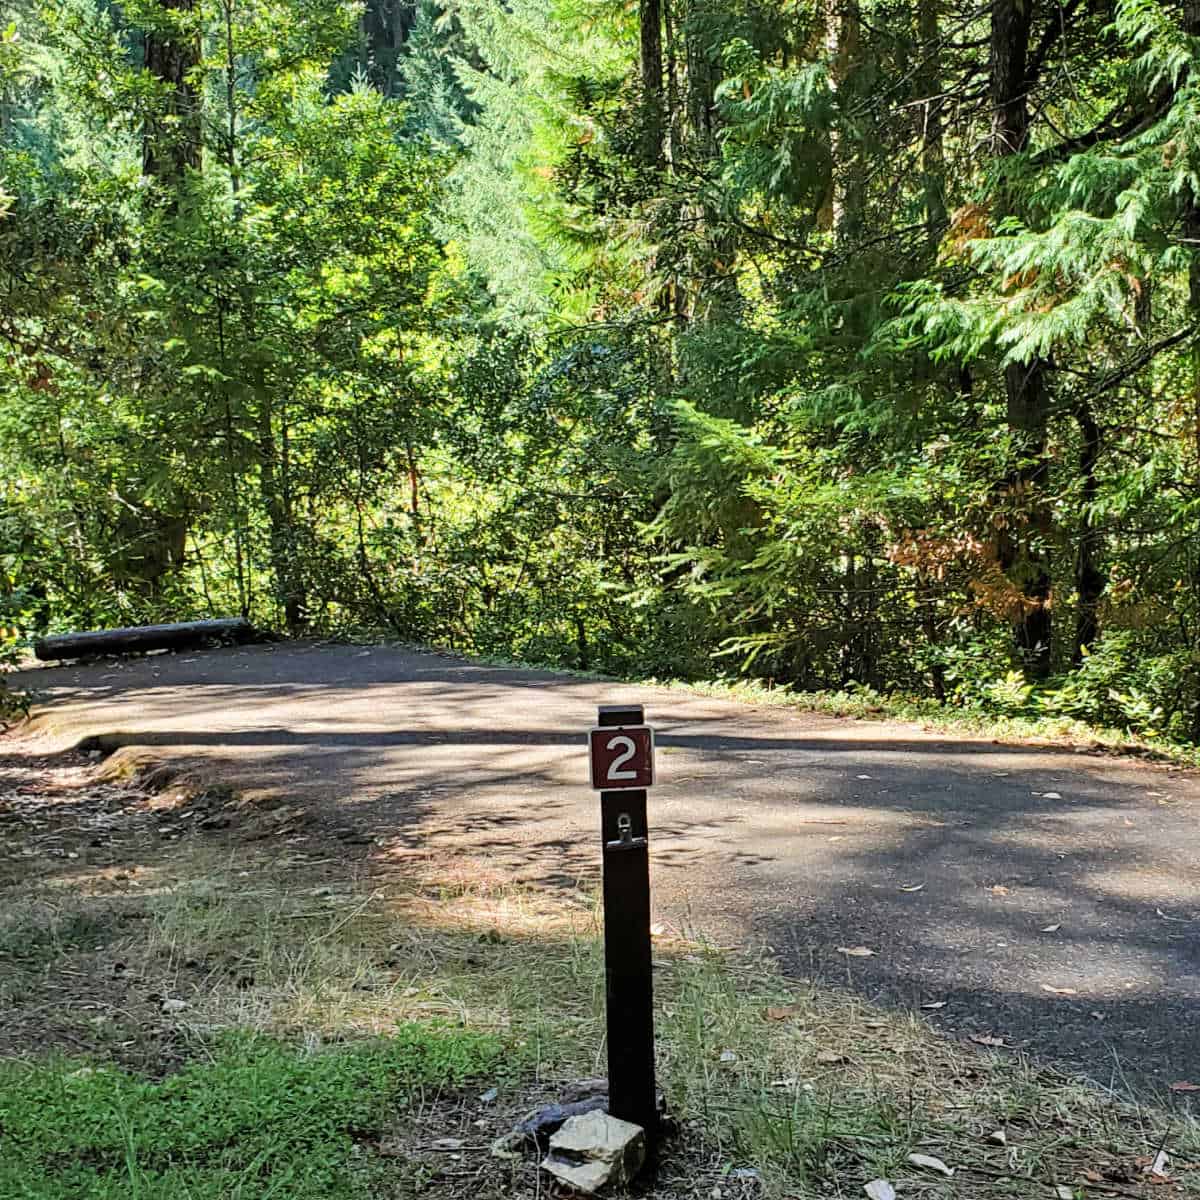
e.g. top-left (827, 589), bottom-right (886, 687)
top-left (658, 947), bottom-right (1200, 1197)
top-left (0, 1025), bottom-right (503, 1200)
top-left (0, 899), bottom-right (116, 965)
top-left (130, 858), bottom-right (607, 1071)
top-left (2, 764), bottom-right (1198, 1198)
top-left (7, 864), bottom-right (1200, 1198)
top-left (674, 676), bottom-right (1200, 766)
top-left (381, 635), bottom-right (1200, 765)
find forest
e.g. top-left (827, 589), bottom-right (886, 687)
top-left (4, 0), bottom-right (1200, 745)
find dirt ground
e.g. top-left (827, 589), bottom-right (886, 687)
top-left (0, 743), bottom-right (773, 1200)
top-left (6, 640), bottom-right (1200, 1093)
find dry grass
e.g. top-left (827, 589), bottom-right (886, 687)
top-left (6, 851), bottom-right (1200, 1197)
top-left (2, 752), bottom-right (1199, 1198)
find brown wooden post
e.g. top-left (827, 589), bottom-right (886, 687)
top-left (595, 703), bottom-right (657, 1143)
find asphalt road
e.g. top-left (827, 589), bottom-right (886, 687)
top-left (9, 641), bottom-right (1200, 1093)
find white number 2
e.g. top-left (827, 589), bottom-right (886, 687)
top-left (606, 735), bottom-right (638, 781)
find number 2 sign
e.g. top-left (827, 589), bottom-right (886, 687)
top-left (588, 723), bottom-right (655, 791)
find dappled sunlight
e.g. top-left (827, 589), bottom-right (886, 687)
top-left (1087, 866), bottom-right (1200, 907)
top-left (8, 640), bottom-right (1200, 1091)
top-left (4, 726), bottom-right (1200, 1200)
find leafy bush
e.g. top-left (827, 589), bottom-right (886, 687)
top-left (1037, 633), bottom-right (1181, 739)
top-left (0, 589), bottom-right (29, 724)
top-left (928, 632), bottom-right (1189, 742)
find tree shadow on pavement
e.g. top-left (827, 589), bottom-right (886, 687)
top-left (6, 642), bottom-right (1199, 1097)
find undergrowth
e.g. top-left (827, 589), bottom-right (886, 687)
top-left (674, 676), bottom-right (1200, 767)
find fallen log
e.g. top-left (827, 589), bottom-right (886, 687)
top-left (34, 617), bottom-right (254, 662)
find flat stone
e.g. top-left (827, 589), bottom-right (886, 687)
top-left (541, 1110), bottom-right (645, 1194)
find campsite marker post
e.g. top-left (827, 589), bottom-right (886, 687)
top-left (588, 704), bottom-right (657, 1142)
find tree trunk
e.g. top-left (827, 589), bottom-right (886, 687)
top-left (36, 618), bottom-right (252, 662)
top-left (917, 0), bottom-right (946, 245)
top-left (815, 0), bottom-right (862, 235)
top-left (918, 572), bottom-right (947, 701)
top-left (1073, 399), bottom-right (1104, 664)
top-left (279, 405), bottom-right (306, 631)
top-left (640, 0), bottom-right (665, 165)
top-left (258, 397), bottom-right (306, 635)
top-left (362, 0), bottom-right (416, 97)
top-left (684, 2), bottom-right (720, 159)
top-left (991, 0), bottom-right (1054, 679)
top-left (664, 0), bottom-right (680, 165)
top-left (142, 0), bottom-right (202, 190)
top-left (680, 0), bottom-right (730, 322)
top-left (405, 438), bottom-right (423, 542)
top-left (1184, 0), bottom-right (1200, 738)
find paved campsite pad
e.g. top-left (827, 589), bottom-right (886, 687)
top-left (7, 641), bottom-right (1200, 1091)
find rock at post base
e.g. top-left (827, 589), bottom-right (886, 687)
top-left (540, 1110), bottom-right (645, 1194)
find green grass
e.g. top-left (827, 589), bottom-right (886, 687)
top-left (671, 676), bottom-right (1200, 766)
top-left (382, 635), bottom-right (1200, 765)
top-left (3, 751), bottom-right (1198, 1199)
top-left (0, 1025), bottom-right (503, 1200)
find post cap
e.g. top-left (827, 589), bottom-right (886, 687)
top-left (598, 704), bottom-right (644, 727)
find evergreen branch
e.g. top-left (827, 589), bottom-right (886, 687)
top-left (1024, 0), bottom-right (1087, 91)
top-left (1030, 92), bottom-right (1173, 166)
top-left (1078, 325), bottom-right (1195, 403)
top-left (845, 2), bottom-right (992, 121)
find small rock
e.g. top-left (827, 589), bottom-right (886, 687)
top-left (541, 1110), bottom-right (645, 1195)
top-left (478, 1086), bottom-right (499, 1104)
top-left (160, 998), bottom-right (189, 1014)
top-left (989, 1129), bottom-right (1007, 1145)
top-left (490, 1130), bottom-right (526, 1162)
top-left (516, 1096), bottom-right (608, 1144)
